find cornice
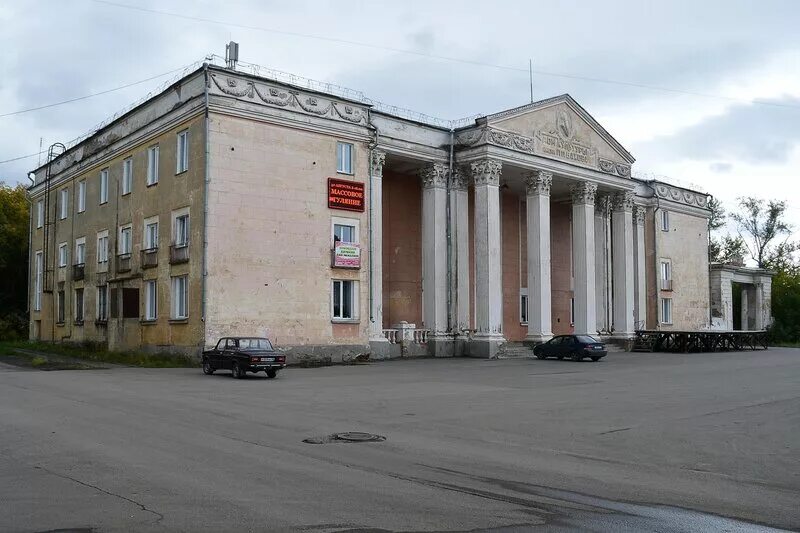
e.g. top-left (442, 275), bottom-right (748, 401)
top-left (652, 182), bottom-right (710, 209)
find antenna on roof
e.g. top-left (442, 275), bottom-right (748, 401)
top-left (225, 41), bottom-right (239, 70)
top-left (529, 58), bottom-right (534, 103)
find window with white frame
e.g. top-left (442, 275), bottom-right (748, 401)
top-left (144, 279), bottom-right (157, 320)
top-left (97, 285), bottom-right (108, 321)
top-left (660, 298), bottom-right (673, 324)
top-left (122, 157), bottom-right (133, 195)
top-left (36, 200), bottom-right (44, 228)
top-left (660, 210), bottom-right (670, 231)
top-left (147, 145), bottom-right (159, 185)
top-left (173, 212), bottom-right (189, 247)
top-left (332, 279), bottom-right (358, 320)
top-left (176, 130), bottom-right (189, 173)
top-left (77, 180), bottom-right (86, 213)
top-left (59, 188), bottom-right (68, 219)
top-left (118, 225), bottom-right (132, 255)
top-left (97, 230), bottom-right (109, 263)
top-left (660, 259), bottom-right (672, 290)
top-left (520, 288), bottom-right (528, 324)
top-left (144, 218), bottom-right (158, 250)
top-left (75, 237), bottom-right (86, 265)
top-left (58, 242), bottom-right (68, 267)
top-left (171, 275), bottom-right (188, 319)
top-left (331, 217), bottom-right (359, 246)
top-left (99, 168), bottom-right (109, 204)
top-left (34, 251), bottom-right (43, 311)
top-left (75, 288), bottom-right (84, 323)
top-left (336, 142), bottom-right (353, 174)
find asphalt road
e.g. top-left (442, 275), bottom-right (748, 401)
top-left (1, 348), bottom-right (798, 532)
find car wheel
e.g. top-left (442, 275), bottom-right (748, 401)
top-left (202, 362), bottom-right (214, 375)
top-left (232, 363), bottom-right (245, 379)
top-left (265, 369), bottom-right (277, 379)
top-left (556, 355), bottom-right (564, 360)
top-left (536, 354), bottom-right (547, 360)
top-left (590, 356), bottom-right (602, 362)
top-left (571, 352), bottom-right (583, 362)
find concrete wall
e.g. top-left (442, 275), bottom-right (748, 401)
top-left (204, 113), bottom-right (371, 357)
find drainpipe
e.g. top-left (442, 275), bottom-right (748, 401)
top-left (366, 109), bottom-right (379, 326)
top-left (652, 185), bottom-right (661, 330)
top-left (201, 62), bottom-right (210, 341)
top-left (446, 129), bottom-right (454, 333)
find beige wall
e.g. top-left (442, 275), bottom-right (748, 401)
top-left (29, 114), bottom-right (206, 353)
top-left (204, 113), bottom-right (371, 349)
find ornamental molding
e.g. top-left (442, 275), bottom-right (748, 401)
top-left (570, 181), bottom-right (598, 206)
top-left (523, 170), bottom-right (552, 196)
top-left (633, 205), bottom-right (647, 225)
top-left (420, 162), bottom-right (448, 189)
top-left (209, 73), bottom-right (368, 126)
top-left (612, 191), bottom-right (635, 212)
top-left (450, 165), bottom-right (469, 190)
top-left (595, 194), bottom-right (613, 216)
top-left (470, 158), bottom-right (502, 187)
top-left (654, 183), bottom-right (709, 208)
top-left (370, 150), bottom-right (386, 178)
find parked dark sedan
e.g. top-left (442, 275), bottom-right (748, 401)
top-left (202, 337), bottom-right (286, 379)
top-left (533, 335), bottom-right (607, 362)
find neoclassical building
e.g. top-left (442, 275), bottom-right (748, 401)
top-left (27, 62), bottom-right (713, 359)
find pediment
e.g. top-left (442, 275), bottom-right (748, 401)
top-left (483, 95), bottom-right (634, 175)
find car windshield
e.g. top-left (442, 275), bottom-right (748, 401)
top-left (576, 335), bottom-right (600, 344)
top-left (238, 338), bottom-right (273, 351)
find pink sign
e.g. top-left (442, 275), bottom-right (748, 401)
top-left (333, 242), bottom-right (361, 268)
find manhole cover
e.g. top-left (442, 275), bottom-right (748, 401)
top-left (303, 432), bottom-right (386, 444)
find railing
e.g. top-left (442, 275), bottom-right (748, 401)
top-left (413, 329), bottom-right (429, 344)
top-left (140, 248), bottom-right (158, 269)
top-left (72, 263), bottom-right (85, 281)
top-left (169, 244), bottom-right (189, 264)
top-left (116, 253), bottom-right (132, 273)
top-left (660, 279), bottom-right (673, 291)
top-left (383, 329), bottom-right (399, 344)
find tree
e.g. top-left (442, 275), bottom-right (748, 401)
top-left (709, 235), bottom-right (748, 264)
top-left (731, 197), bottom-right (793, 268)
top-left (0, 182), bottom-right (29, 339)
top-left (707, 196), bottom-right (726, 232)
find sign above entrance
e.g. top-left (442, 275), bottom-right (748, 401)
top-left (328, 178), bottom-right (365, 212)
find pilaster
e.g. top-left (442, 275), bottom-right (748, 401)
top-left (633, 205), bottom-right (647, 329)
top-left (450, 166), bottom-right (470, 346)
top-left (611, 191), bottom-right (635, 338)
top-left (571, 181), bottom-right (597, 336)
top-left (368, 150), bottom-right (389, 355)
top-left (594, 195), bottom-right (612, 333)
top-left (524, 170), bottom-right (553, 344)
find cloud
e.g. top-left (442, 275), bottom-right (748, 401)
top-left (709, 162), bottom-right (733, 173)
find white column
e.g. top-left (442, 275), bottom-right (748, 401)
top-left (633, 205), bottom-right (647, 329)
top-left (420, 162), bottom-right (449, 340)
top-left (450, 167), bottom-right (470, 335)
top-left (368, 150), bottom-right (388, 346)
top-left (741, 286), bottom-right (749, 331)
top-left (524, 170), bottom-right (553, 343)
top-left (754, 282), bottom-right (764, 330)
top-left (471, 158), bottom-right (504, 357)
top-left (594, 195), bottom-right (612, 333)
top-left (571, 181), bottom-right (597, 336)
top-left (612, 192), bottom-right (635, 338)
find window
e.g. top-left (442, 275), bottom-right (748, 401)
top-left (59, 188), bottom-right (68, 219)
top-left (332, 279), bottom-right (357, 320)
top-left (144, 280), bottom-right (157, 320)
top-left (171, 275), bottom-right (188, 319)
top-left (118, 225), bottom-right (132, 255)
top-left (34, 251), bottom-right (43, 311)
top-left (174, 213), bottom-right (189, 247)
top-left (122, 157), bottom-right (133, 195)
top-left (660, 210), bottom-right (670, 231)
top-left (77, 180), bottom-right (86, 213)
top-left (75, 288), bottom-right (84, 323)
top-left (333, 223), bottom-right (355, 245)
top-left (176, 130), bottom-right (189, 173)
top-left (520, 289), bottom-right (528, 324)
top-left (36, 200), bottom-right (44, 228)
top-left (97, 231), bottom-right (109, 263)
top-left (147, 145), bottom-right (159, 185)
top-left (122, 288), bottom-right (139, 319)
top-left (144, 219), bottom-right (158, 250)
top-left (97, 285), bottom-right (108, 321)
top-left (58, 243), bottom-right (68, 267)
top-left (660, 259), bottom-right (672, 290)
top-left (75, 238), bottom-right (86, 265)
top-left (57, 289), bottom-right (65, 324)
top-left (99, 168), bottom-right (109, 204)
top-left (660, 298), bottom-right (673, 324)
top-left (336, 142), bottom-right (353, 174)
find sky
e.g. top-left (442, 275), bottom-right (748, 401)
top-left (1, 0), bottom-right (798, 238)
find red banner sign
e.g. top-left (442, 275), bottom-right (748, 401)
top-left (328, 178), bottom-right (365, 212)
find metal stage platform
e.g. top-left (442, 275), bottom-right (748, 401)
top-left (632, 330), bottom-right (769, 353)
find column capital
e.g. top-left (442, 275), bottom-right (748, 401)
top-left (370, 149), bottom-right (386, 178)
top-left (595, 194), bottom-right (613, 216)
top-left (633, 204), bottom-right (647, 225)
top-left (612, 191), bottom-right (635, 212)
top-left (470, 158), bottom-right (502, 187)
top-left (420, 162), bottom-right (448, 189)
top-left (450, 165), bottom-right (469, 191)
top-left (523, 170), bottom-right (552, 196)
top-left (570, 181), bottom-right (598, 206)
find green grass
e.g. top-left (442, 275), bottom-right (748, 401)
top-left (0, 340), bottom-right (198, 368)
top-left (772, 341), bottom-right (800, 348)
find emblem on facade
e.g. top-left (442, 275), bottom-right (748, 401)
top-left (556, 109), bottom-right (574, 140)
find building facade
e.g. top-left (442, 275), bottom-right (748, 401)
top-left (27, 64), bottom-right (713, 359)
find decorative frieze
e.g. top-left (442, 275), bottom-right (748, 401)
top-left (654, 183), bottom-right (709, 208)
top-left (612, 191), bottom-right (635, 212)
top-left (420, 162), bottom-right (448, 189)
top-left (470, 158), bottom-right (502, 187)
top-left (598, 158), bottom-right (631, 178)
top-left (370, 150), bottom-right (386, 178)
top-left (570, 181), bottom-right (598, 206)
top-left (523, 170), bottom-right (552, 196)
top-left (633, 205), bottom-right (647, 225)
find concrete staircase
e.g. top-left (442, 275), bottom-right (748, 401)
top-left (496, 341), bottom-right (535, 359)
